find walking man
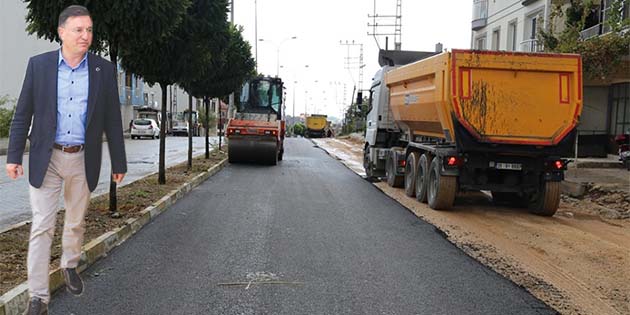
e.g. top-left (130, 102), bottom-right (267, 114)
top-left (5, 5), bottom-right (127, 314)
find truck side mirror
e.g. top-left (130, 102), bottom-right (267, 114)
top-left (356, 91), bottom-right (363, 105)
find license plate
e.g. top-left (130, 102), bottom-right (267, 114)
top-left (494, 162), bottom-right (522, 171)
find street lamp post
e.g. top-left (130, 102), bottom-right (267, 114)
top-left (259, 36), bottom-right (297, 76)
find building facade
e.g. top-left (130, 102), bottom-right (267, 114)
top-left (471, 0), bottom-right (630, 156)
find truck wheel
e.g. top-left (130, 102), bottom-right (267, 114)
top-left (404, 152), bottom-right (419, 197)
top-left (528, 181), bottom-right (560, 216)
top-left (415, 153), bottom-right (431, 203)
top-left (363, 146), bottom-right (377, 181)
top-left (386, 152), bottom-right (404, 188)
top-left (427, 156), bottom-right (457, 210)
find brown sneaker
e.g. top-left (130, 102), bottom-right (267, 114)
top-left (23, 297), bottom-right (48, 315)
top-left (62, 268), bottom-right (84, 296)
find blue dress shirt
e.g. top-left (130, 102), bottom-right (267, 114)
top-left (55, 50), bottom-right (89, 146)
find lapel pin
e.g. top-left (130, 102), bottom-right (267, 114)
top-left (96, 67), bottom-right (101, 72)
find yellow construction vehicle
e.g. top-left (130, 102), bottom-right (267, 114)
top-left (305, 114), bottom-right (328, 138)
top-left (364, 49), bottom-right (582, 216)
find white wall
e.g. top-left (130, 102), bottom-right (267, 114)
top-left (0, 1), bottom-right (59, 99)
top-left (142, 83), bottom-right (198, 113)
top-left (471, 0), bottom-right (549, 52)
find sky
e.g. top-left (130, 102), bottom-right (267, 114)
top-left (233, 0), bottom-right (473, 120)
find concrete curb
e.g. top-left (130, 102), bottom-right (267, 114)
top-left (0, 158), bottom-right (228, 315)
top-left (561, 180), bottom-right (587, 197)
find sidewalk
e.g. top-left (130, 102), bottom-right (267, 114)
top-left (562, 156), bottom-right (629, 196)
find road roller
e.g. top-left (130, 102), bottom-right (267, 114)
top-left (227, 76), bottom-right (285, 165)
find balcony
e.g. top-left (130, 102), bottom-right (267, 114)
top-left (580, 24), bottom-right (602, 40)
top-left (472, 0), bottom-right (488, 31)
top-left (520, 39), bottom-right (543, 52)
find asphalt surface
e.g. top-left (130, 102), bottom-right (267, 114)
top-left (0, 136), bottom-right (219, 231)
top-left (50, 138), bottom-right (554, 315)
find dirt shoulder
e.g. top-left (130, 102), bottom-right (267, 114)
top-left (0, 150), bottom-right (227, 296)
top-left (313, 138), bottom-right (630, 315)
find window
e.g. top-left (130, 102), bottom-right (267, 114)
top-left (530, 16), bottom-right (538, 40)
top-left (523, 12), bottom-right (542, 52)
top-left (507, 20), bottom-right (517, 51)
top-left (492, 28), bottom-right (501, 50)
top-left (475, 34), bottom-right (487, 50)
top-left (610, 83), bottom-right (630, 135)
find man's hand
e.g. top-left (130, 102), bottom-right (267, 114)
top-left (112, 173), bottom-right (125, 184)
top-left (6, 164), bottom-right (24, 180)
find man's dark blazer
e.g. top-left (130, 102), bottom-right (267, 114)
top-left (7, 50), bottom-right (127, 192)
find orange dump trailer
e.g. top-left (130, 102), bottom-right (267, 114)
top-left (364, 49), bottom-right (582, 216)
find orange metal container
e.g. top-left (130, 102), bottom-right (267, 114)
top-left (385, 49), bottom-right (582, 146)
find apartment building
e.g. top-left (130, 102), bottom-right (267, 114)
top-left (471, 0), bottom-right (630, 156)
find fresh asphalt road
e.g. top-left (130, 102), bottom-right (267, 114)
top-left (0, 136), bottom-right (219, 231)
top-left (50, 138), bottom-right (553, 315)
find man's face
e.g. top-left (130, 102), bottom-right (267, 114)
top-left (58, 15), bottom-right (93, 56)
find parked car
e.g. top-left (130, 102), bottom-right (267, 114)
top-left (131, 118), bottom-right (160, 139)
top-left (172, 120), bottom-right (189, 136)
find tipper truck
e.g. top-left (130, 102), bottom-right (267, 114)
top-left (364, 49), bottom-right (582, 216)
top-left (305, 114), bottom-right (328, 138)
top-left (227, 76), bottom-right (285, 165)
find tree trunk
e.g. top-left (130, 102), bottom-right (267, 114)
top-left (108, 44), bottom-right (118, 215)
top-left (159, 82), bottom-right (168, 184)
top-left (205, 97), bottom-right (210, 159)
top-left (188, 94), bottom-right (193, 170)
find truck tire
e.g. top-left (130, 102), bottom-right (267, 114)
top-left (415, 153), bottom-right (431, 203)
top-left (363, 145), bottom-right (377, 181)
top-left (427, 156), bottom-right (457, 210)
top-left (528, 181), bottom-right (560, 216)
top-left (404, 152), bottom-right (419, 197)
top-left (386, 152), bottom-right (404, 188)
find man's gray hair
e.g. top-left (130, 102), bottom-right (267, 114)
top-left (58, 5), bottom-right (91, 27)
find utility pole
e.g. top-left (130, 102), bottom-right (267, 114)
top-left (292, 81), bottom-right (297, 120)
top-left (228, 0), bottom-right (235, 138)
top-left (255, 0), bottom-right (258, 71)
top-left (340, 40), bottom-right (364, 97)
top-left (368, 0), bottom-right (402, 50)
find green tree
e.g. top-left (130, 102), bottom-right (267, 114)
top-left (24, 0), bottom-right (191, 65)
top-left (292, 122), bottom-right (306, 137)
top-left (180, 23), bottom-right (256, 158)
top-left (538, 0), bottom-right (630, 81)
top-left (174, 0), bottom-right (230, 169)
top-left (120, 0), bottom-right (229, 184)
top-left (183, 24), bottom-right (256, 101)
top-left (0, 96), bottom-right (16, 138)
